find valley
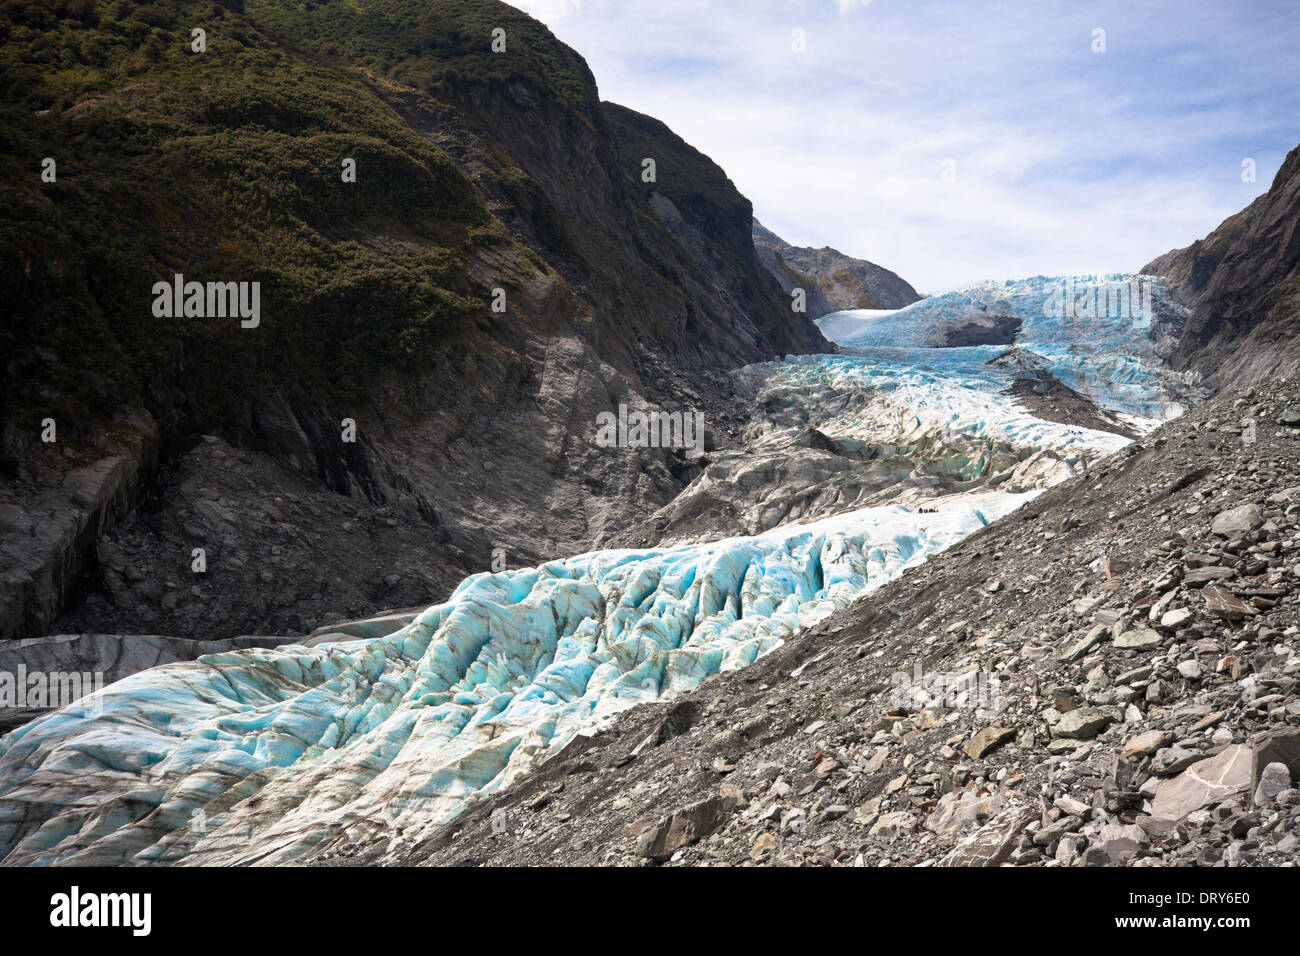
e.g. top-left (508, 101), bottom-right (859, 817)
top-left (0, 0), bottom-right (1297, 878)
top-left (0, 274), bottom-right (1213, 865)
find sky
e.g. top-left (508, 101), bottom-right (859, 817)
top-left (505, 0), bottom-right (1299, 292)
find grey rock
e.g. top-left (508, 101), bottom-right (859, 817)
top-left (1114, 628), bottom-right (1163, 651)
top-left (1151, 744), bottom-right (1252, 820)
top-left (1202, 585), bottom-right (1258, 621)
top-left (868, 810), bottom-right (916, 840)
top-left (635, 789), bottom-right (743, 860)
top-left (1122, 730), bottom-right (1174, 758)
top-left (1054, 707), bottom-right (1119, 740)
top-left (1210, 503), bottom-right (1263, 537)
top-left (938, 806), bottom-right (1036, 867)
top-left (1060, 625), bottom-right (1108, 663)
top-left (1252, 731), bottom-right (1300, 800)
top-left (1252, 763), bottom-right (1291, 806)
top-left (1100, 822), bottom-right (1147, 862)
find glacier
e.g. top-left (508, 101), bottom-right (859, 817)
top-left (826, 273), bottom-right (1197, 420)
top-left (0, 274), bottom-right (1194, 865)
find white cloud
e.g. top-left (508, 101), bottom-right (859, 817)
top-left (508, 0), bottom-right (583, 23)
top-left (505, 0), bottom-right (1298, 290)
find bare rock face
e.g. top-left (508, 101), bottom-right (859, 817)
top-left (753, 240), bottom-right (835, 317)
top-left (1143, 142), bottom-right (1300, 389)
top-left (0, 408), bottom-right (159, 641)
top-left (753, 219), bottom-right (921, 316)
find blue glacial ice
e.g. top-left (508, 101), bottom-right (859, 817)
top-left (822, 274), bottom-right (1198, 421)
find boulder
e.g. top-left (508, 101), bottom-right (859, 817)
top-left (1122, 729), bottom-right (1174, 759)
top-left (1151, 744), bottom-right (1251, 820)
top-left (635, 788), bottom-right (743, 860)
top-left (1054, 707), bottom-right (1119, 740)
top-left (1100, 822), bottom-right (1147, 862)
top-left (868, 810), bottom-right (916, 840)
top-left (964, 726), bottom-right (1016, 759)
top-left (938, 806), bottom-right (1036, 866)
top-left (1059, 625), bottom-right (1108, 663)
top-left (1210, 503), bottom-right (1263, 536)
top-left (1113, 628), bottom-right (1162, 651)
top-left (1253, 763), bottom-right (1291, 807)
top-left (1251, 730), bottom-right (1300, 802)
top-left (1202, 585), bottom-right (1258, 621)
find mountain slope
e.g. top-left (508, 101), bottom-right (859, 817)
top-left (1142, 143), bottom-right (1300, 389)
top-left (601, 102), bottom-right (817, 359)
top-left (753, 219), bottom-right (921, 316)
top-left (0, 0), bottom-right (827, 641)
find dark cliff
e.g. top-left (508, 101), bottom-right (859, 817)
top-left (1143, 143), bottom-right (1300, 389)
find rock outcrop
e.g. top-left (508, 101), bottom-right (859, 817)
top-left (1143, 142), bottom-right (1300, 389)
top-left (753, 219), bottom-right (921, 315)
top-left (0, 408), bottom-right (158, 640)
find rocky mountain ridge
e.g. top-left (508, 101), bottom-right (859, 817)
top-left (1143, 143), bottom-right (1300, 389)
top-left (753, 219), bottom-right (921, 317)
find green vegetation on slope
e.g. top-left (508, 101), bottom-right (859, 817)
top-left (0, 0), bottom-right (509, 436)
top-left (247, 0), bottom-right (600, 119)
